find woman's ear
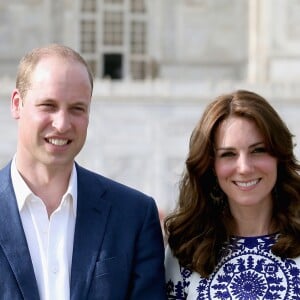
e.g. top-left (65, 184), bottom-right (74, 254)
top-left (11, 89), bottom-right (23, 120)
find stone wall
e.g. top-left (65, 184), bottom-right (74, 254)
top-left (2, 1), bottom-right (300, 83)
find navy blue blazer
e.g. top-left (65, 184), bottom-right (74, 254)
top-left (0, 162), bottom-right (166, 299)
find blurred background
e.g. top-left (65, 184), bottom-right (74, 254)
top-left (0, 0), bottom-right (300, 215)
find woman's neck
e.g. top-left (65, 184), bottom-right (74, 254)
top-left (229, 206), bottom-right (275, 237)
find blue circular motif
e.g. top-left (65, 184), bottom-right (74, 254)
top-left (230, 270), bottom-right (267, 299)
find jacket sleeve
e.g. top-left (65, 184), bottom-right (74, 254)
top-left (128, 197), bottom-right (167, 300)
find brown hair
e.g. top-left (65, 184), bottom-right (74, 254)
top-left (16, 43), bottom-right (94, 97)
top-left (164, 89), bottom-right (300, 278)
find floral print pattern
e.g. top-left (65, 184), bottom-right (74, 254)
top-left (165, 235), bottom-right (300, 299)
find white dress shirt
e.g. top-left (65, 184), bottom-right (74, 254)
top-left (11, 158), bottom-right (77, 300)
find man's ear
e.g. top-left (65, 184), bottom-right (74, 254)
top-left (11, 89), bottom-right (23, 120)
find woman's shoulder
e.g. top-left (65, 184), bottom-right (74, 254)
top-left (165, 245), bottom-right (200, 299)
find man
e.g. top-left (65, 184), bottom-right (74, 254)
top-left (0, 44), bottom-right (166, 299)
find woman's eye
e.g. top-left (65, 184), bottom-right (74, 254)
top-left (220, 151), bottom-right (235, 158)
top-left (253, 147), bottom-right (266, 153)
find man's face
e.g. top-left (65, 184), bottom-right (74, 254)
top-left (11, 56), bottom-right (92, 170)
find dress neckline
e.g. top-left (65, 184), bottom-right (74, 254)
top-left (230, 232), bottom-right (279, 239)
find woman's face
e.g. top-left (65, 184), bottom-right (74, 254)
top-left (214, 116), bottom-right (277, 212)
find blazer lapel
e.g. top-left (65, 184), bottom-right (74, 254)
top-left (0, 163), bottom-right (39, 299)
top-left (70, 165), bottom-right (111, 300)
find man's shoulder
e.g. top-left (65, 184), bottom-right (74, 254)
top-left (0, 162), bottom-right (12, 183)
top-left (0, 162), bottom-right (11, 174)
top-left (75, 163), bottom-right (154, 204)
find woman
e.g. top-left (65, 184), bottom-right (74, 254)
top-left (164, 90), bottom-right (300, 299)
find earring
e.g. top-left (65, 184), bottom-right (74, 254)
top-left (210, 182), bottom-right (225, 209)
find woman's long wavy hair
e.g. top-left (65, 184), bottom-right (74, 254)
top-left (164, 90), bottom-right (300, 278)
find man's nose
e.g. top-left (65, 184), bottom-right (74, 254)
top-left (52, 110), bottom-right (71, 132)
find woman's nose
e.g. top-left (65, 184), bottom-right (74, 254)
top-left (237, 154), bottom-right (253, 173)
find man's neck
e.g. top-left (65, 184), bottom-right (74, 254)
top-left (16, 158), bottom-right (73, 216)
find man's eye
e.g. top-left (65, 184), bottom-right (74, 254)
top-left (72, 106), bottom-right (86, 112)
top-left (39, 103), bottom-right (55, 109)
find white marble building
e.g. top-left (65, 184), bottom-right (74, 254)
top-left (0, 0), bottom-right (300, 213)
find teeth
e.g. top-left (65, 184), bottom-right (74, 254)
top-left (235, 179), bottom-right (259, 188)
top-left (48, 138), bottom-right (68, 146)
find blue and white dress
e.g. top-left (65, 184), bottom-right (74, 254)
top-left (165, 234), bottom-right (300, 299)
